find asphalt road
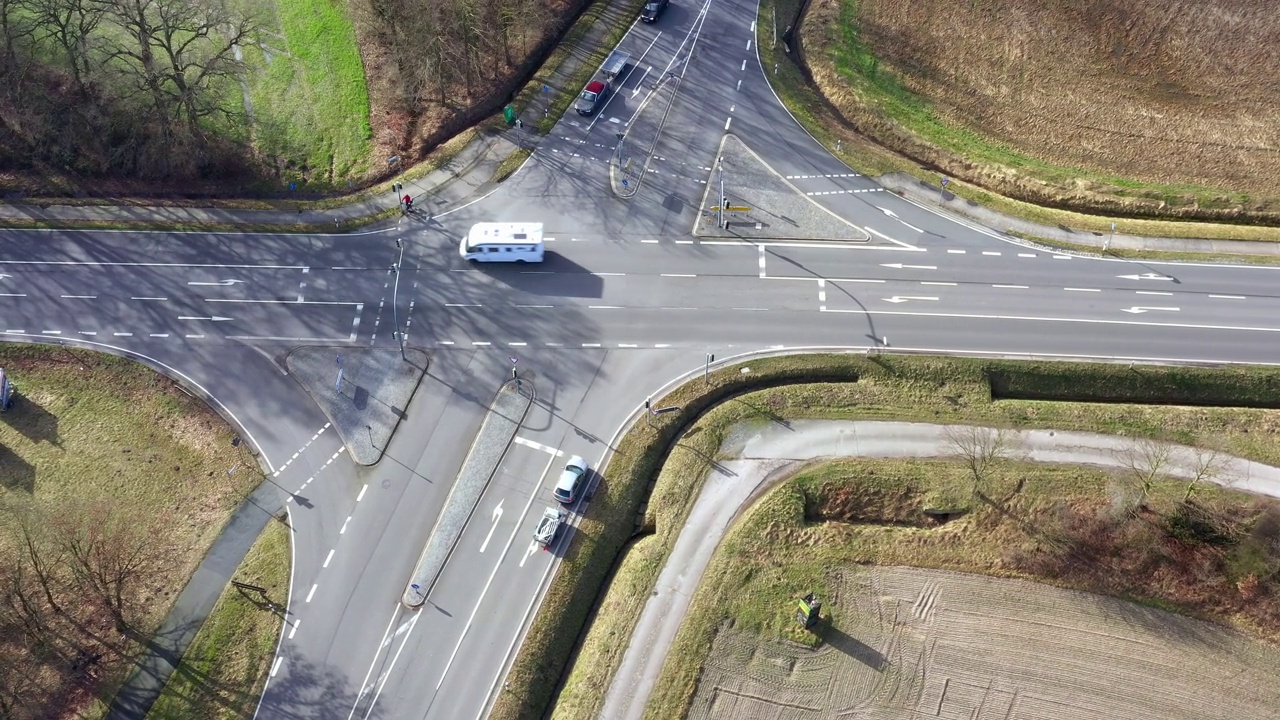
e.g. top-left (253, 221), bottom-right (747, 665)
top-left (5, 0), bottom-right (1280, 717)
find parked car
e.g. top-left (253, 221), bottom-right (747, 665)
top-left (641, 0), bottom-right (668, 22)
top-left (575, 80), bottom-right (610, 115)
top-left (553, 455), bottom-right (590, 504)
top-left (534, 506), bottom-right (567, 549)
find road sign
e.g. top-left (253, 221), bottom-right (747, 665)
top-left (503, 105), bottom-right (516, 125)
top-left (542, 84), bottom-right (549, 94)
top-left (726, 206), bottom-right (751, 212)
top-left (336, 354), bottom-right (343, 366)
top-left (622, 179), bottom-right (629, 187)
top-left (509, 357), bottom-right (518, 364)
top-left (941, 177), bottom-right (949, 187)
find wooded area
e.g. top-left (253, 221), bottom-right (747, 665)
top-left (0, 0), bottom-right (578, 194)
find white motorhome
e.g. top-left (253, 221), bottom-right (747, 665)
top-left (459, 222), bottom-right (545, 263)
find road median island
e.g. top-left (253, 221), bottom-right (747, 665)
top-left (492, 351), bottom-right (1280, 720)
top-left (402, 379), bottom-right (533, 608)
top-left (692, 134), bottom-right (872, 242)
top-left (610, 74), bottom-right (682, 198)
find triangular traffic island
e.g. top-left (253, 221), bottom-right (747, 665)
top-left (284, 347), bottom-right (429, 466)
top-left (693, 134), bottom-right (872, 242)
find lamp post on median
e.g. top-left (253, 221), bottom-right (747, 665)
top-left (391, 239), bottom-right (407, 361)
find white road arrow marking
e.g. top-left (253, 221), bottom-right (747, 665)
top-left (479, 499), bottom-right (504, 553)
top-left (1121, 306), bottom-right (1180, 314)
top-left (0, 273), bottom-right (11, 279)
top-left (187, 279), bottom-right (245, 286)
top-left (882, 296), bottom-right (939, 304)
top-left (1117, 273), bottom-right (1173, 281)
top-left (631, 67), bottom-right (651, 97)
top-left (878, 207), bottom-right (899, 218)
top-left (177, 315), bottom-right (234, 321)
top-left (520, 541), bottom-right (539, 567)
top-left (880, 263), bottom-right (937, 270)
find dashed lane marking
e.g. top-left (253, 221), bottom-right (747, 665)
top-left (805, 188), bottom-right (884, 196)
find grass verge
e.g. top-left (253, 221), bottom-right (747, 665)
top-left (491, 148), bottom-right (534, 184)
top-left (1002, 229), bottom-right (1280, 266)
top-left (644, 455), bottom-right (1280, 719)
top-left (518, 352), bottom-right (1280, 720)
top-left (0, 343), bottom-right (264, 719)
top-left (752, 0), bottom-right (1280, 245)
top-left (145, 519), bottom-right (290, 719)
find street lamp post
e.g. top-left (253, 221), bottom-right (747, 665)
top-left (391, 239), bottom-right (407, 361)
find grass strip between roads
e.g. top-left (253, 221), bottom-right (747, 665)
top-left (145, 519), bottom-right (291, 720)
top-left (494, 352), bottom-right (1280, 720)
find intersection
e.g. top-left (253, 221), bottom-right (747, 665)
top-left (5, 0), bottom-right (1280, 718)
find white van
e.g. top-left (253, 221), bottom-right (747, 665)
top-left (459, 222), bottom-right (545, 263)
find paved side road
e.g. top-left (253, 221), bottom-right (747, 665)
top-left (600, 419), bottom-right (1280, 720)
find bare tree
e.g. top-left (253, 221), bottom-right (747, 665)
top-left (57, 498), bottom-right (168, 630)
top-left (30, 0), bottom-right (105, 91)
top-left (1183, 447), bottom-right (1228, 502)
top-left (1113, 437), bottom-right (1173, 512)
top-left (944, 425), bottom-right (1017, 501)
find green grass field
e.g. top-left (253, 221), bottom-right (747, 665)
top-left (242, 0), bottom-right (373, 189)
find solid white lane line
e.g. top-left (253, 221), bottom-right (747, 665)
top-left (472, 341), bottom-right (491, 346)
top-left (724, 117), bottom-right (732, 130)
top-left (340, 516), bottom-right (351, 534)
top-left (758, 245), bottom-right (767, 277)
top-left (438, 341), bottom-right (455, 345)
top-left (132, 296), bottom-right (168, 301)
top-left (516, 304), bottom-right (554, 309)
top-left (582, 343), bottom-right (602, 347)
top-left (509, 342), bottom-right (527, 346)
top-left (920, 281), bottom-right (956, 286)
top-left (271, 657), bottom-right (283, 677)
top-left (947, 249), bottom-right (965, 254)
top-left (3, 330), bottom-right (23, 334)
top-left (79, 331), bottom-right (98, 335)
top-left (150, 333), bottom-right (170, 337)
top-left (61, 294), bottom-right (97, 299)
top-left (588, 305), bottom-right (623, 309)
top-left (357, 484), bottom-right (368, 502)
top-left (0, 293), bottom-right (26, 297)
top-left (185, 334), bottom-right (204, 339)
top-left (654, 343), bottom-right (671, 348)
top-left (982, 251), bottom-right (1001, 256)
top-left (641, 239), bottom-right (659, 244)
top-left (445, 303), bottom-right (481, 307)
top-left (1209, 295), bottom-right (1246, 300)
top-left (1136, 291), bottom-right (1173, 296)
top-left (305, 584), bottom-right (317, 603)
top-left (618, 343), bottom-right (639, 348)
top-left (1052, 255), bottom-right (1072, 260)
top-left (1018, 253), bottom-right (1037, 258)
top-left (993, 284), bottom-right (1029, 289)
top-left (661, 273), bottom-right (697, 277)
top-left (288, 620), bottom-right (300, 640)
top-left (593, 272), bottom-right (626, 276)
top-left (41, 330), bottom-right (61, 335)
top-left (1064, 288), bottom-right (1100, 292)
top-left (733, 307), bottom-right (769, 311)
top-left (114, 332), bottom-right (132, 336)
top-left (827, 278), bottom-right (885, 283)
top-left (323, 549), bottom-right (335, 568)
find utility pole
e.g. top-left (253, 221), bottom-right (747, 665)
top-left (391, 239), bottom-right (407, 361)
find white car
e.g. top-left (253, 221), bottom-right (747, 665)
top-left (553, 455), bottom-right (589, 504)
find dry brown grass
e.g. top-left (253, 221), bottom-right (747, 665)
top-left (0, 346), bottom-right (264, 719)
top-left (800, 0), bottom-right (1280, 223)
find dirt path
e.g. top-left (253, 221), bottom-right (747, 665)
top-left (598, 420), bottom-right (1280, 720)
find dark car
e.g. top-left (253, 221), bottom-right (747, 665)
top-left (641, 0), bottom-right (668, 22)
top-left (575, 80), bottom-right (609, 115)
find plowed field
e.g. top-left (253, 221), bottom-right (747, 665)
top-left (688, 566), bottom-right (1280, 720)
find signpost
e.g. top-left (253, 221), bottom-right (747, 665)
top-left (939, 176), bottom-right (949, 203)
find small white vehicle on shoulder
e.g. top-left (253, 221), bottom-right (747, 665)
top-left (534, 506), bottom-right (567, 549)
top-left (459, 222), bottom-right (545, 263)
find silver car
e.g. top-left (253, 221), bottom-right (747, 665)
top-left (553, 455), bottom-right (589, 504)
